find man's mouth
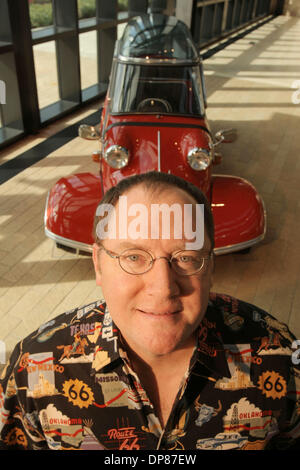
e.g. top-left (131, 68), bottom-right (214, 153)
top-left (137, 308), bottom-right (181, 317)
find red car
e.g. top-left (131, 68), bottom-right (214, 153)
top-left (44, 13), bottom-right (266, 255)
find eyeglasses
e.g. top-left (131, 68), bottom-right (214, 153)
top-left (97, 244), bottom-right (212, 276)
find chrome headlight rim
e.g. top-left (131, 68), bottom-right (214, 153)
top-left (104, 145), bottom-right (130, 169)
top-left (187, 147), bottom-right (212, 171)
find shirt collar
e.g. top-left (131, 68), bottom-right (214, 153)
top-left (90, 303), bottom-right (122, 375)
top-left (191, 311), bottom-right (232, 380)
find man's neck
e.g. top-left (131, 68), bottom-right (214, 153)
top-left (123, 341), bottom-right (196, 428)
top-left (123, 334), bottom-right (197, 375)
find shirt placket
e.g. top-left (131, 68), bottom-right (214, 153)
top-left (118, 348), bottom-right (164, 446)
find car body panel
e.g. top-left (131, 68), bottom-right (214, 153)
top-left (45, 173), bottom-right (102, 251)
top-left (45, 172), bottom-right (266, 255)
top-left (102, 114), bottom-right (212, 196)
top-left (212, 175), bottom-right (266, 254)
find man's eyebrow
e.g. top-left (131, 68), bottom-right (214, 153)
top-left (114, 242), bottom-right (211, 254)
top-left (113, 241), bottom-right (142, 250)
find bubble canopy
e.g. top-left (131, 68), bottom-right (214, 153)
top-left (116, 14), bottom-right (200, 64)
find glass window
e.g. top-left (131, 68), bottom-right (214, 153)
top-left (109, 62), bottom-right (204, 116)
top-left (118, 0), bottom-right (129, 12)
top-left (29, 0), bottom-right (53, 29)
top-left (78, 0), bottom-right (96, 21)
top-left (119, 14), bottom-right (199, 61)
top-left (33, 41), bottom-right (59, 109)
top-left (79, 30), bottom-right (98, 90)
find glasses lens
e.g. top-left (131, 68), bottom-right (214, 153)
top-left (119, 249), bottom-right (153, 274)
top-left (171, 251), bottom-right (206, 275)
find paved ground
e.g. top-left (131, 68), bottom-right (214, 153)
top-left (1, 15), bottom-right (300, 369)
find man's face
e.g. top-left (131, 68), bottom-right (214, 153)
top-left (92, 184), bottom-right (213, 361)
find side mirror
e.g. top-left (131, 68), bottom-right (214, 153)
top-left (214, 128), bottom-right (237, 146)
top-left (78, 124), bottom-right (100, 140)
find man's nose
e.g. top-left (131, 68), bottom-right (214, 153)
top-left (143, 257), bottom-right (180, 297)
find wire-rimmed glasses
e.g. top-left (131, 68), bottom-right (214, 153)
top-left (97, 244), bottom-right (212, 276)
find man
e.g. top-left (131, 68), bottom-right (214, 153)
top-left (0, 171), bottom-right (299, 450)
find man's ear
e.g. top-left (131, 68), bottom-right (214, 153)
top-left (92, 243), bottom-right (102, 286)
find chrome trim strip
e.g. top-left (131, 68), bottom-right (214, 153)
top-left (44, 227), bottom-right (93, 253)
top-left (212, 172), bottom-right (250, 182)
top-left (213, 233), bottom-right (266, 255)
top-left (118, 55), bottom-right (199, 66)
top-left (44, 191), bottom-right (50, 228)
top-left (157, 130), bottom-right (161, 172)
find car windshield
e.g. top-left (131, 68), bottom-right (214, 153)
top-left (118, 14), bottom-right (199, 62)
top-left (109, 63), bottom-right (205, 116)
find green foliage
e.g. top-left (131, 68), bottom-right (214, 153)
top-left (29, 0), bottom-right (129, 28)
top-left (118, 0), bottom-right (128, 11)
top-left (77, 0), bottom-right (96, 19)
top-left (29, 3), bottom-right (53, 28)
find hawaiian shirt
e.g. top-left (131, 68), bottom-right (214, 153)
top-left (1, 292), bottom-right (300, 450)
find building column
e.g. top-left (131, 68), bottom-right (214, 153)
top-left (282, 0), bottom-right (300, 16)
top-left (175, 0), bottom-right (194, 27)
top-left (128, 0), bottom-right (148, 16)
top-left (149, 0), bottom-right (167, 13)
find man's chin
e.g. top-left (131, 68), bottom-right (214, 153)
top-left (130, 333), bottom-right (191, 360)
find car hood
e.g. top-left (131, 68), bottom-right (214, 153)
top-left (101, 114), bottom-right (212, 197)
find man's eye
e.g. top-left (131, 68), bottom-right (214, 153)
top-left (127, 254), bottom-right (139, 262)
top-left (179, 255), bottom-right (194, 263)
top-left (124, 254), bottom-right (146, 263)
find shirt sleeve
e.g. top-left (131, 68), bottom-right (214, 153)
top-left (0, 342), bottom-right (46, 450)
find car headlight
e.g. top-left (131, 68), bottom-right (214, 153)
top-left (104, 145), bottom-right (130, 169)
top-left (187, 148), bottom-right (212, 171)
